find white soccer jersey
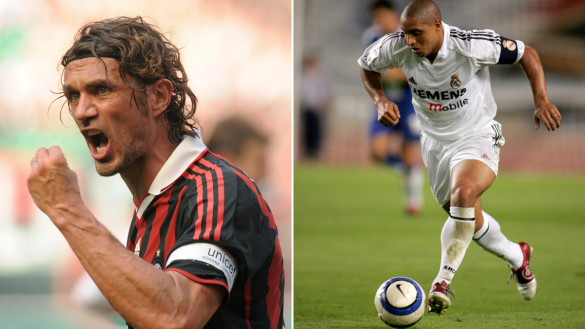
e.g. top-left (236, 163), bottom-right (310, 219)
top-left (358, 22), bottom-right (525, 141)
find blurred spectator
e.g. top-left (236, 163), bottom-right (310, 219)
top-left (362, 0), bottom-right (424, 214)
top-left (300, 53), bottom-right (333, 159)
top-left (206, 116), bottom-right (269, 183)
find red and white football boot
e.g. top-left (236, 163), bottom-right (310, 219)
top-left (508, 242), bottom-right (537, 300)
top-left (427, 280), bottom-right (457, 316)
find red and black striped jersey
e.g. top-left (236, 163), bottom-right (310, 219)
top-left (126, 136), bottom-right (285, 329)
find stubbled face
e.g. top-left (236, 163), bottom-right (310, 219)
top-left (63, 57), bottom-right (152, 176)
top-left (400, 17), bottom-right (443, 58)
top-left (372, 8), bottom-right (399, 34)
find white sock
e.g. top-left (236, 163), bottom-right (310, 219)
top-left (402, 166), bottom-right (424, 207)
top-left (434, 207), bottom-right (475, 285)
top-left (473, 211), bottom-right (523, 269)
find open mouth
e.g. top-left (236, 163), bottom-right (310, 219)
top-left (85, 129), bottom-right (110, 159)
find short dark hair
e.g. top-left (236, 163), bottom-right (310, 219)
top-left (401, 0), bottom-right (441, 25)
top-left (370, 0), bottom-right (396, 13)
top-left (60, 16), bottom-right (198, 144)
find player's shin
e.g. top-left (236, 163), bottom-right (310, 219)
top-left (434, 207), bottom-right (476, 284)
top-left (428, 207), bottom-right (475, 315)
top-left (473, 211), bottom-right (523, 269)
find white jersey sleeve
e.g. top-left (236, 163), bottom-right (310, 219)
top-left (449, 27), bottom-right (525, 69)
top-left (357, 31), bottom-right (408, 75)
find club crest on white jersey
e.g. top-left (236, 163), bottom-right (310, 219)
top-left (450, 74), bottom-right (461, 89)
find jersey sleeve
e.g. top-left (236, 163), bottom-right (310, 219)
top-left (497, 36), bottom-right (525, 64)
top-left (450, 28), bottom-right (525, 68)
top-left (164, 155), bottom-right (277, 304)
top-left (358, 32), bottom-right (403, 74)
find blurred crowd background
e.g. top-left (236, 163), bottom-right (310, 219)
top-left (295, 0), bottom-right (585, 173)
top-left (0, 0), bottom-right (291, 327)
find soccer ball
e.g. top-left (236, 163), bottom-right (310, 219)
top-left (374, 277), bottom-right (426, 328)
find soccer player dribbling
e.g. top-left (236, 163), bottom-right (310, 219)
top-left (358, 0), bottom-right (561, 316)
top-left (28, 16), bottom-right (284, 329)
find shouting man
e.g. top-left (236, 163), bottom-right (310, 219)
top-left (28, 16), bottom-right (284, 329)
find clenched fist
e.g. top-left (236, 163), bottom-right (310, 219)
top-left (28, 146), bottom-right (85, 227)
top-left (375, 98), bottom-right (401, 127)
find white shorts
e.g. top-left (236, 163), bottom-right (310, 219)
top-left (421, 121), bottom-right (505, 207)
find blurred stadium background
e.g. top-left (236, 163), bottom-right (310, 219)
top-left (0, 0), bottom-right (291, 327)
top-left (294, 0), bottom-right (585, 327)
top-left (295, 0), bottom-right (585, 169)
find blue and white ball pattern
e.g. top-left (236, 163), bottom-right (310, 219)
top-left (374, 277), bottom-right (426, 328)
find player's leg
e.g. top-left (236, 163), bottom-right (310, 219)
top-left (428, 159), bottom-right (495, 315)
top-left (472, 207), bottom-right (536, 300)
top-left (440, 197), bottom-right (536, 300)
top-left (370, 132), bottom-right (401, 166)
top-left (439, 166), bottom-right (536, 300)
top-left (441, 197), bottom-right (484, 230)
top-left (429, 121), bottom-right (536, 314)
top-left (401, 140), bottom-right (423, 214)
top-left (369, 101), bottom-right (404, 169)
top-left (470, 203), bottom-right (523, 268)
top-left (303, 109), bottom-right (321, 159)
top-left (400, 111), bottom-right (423, 215)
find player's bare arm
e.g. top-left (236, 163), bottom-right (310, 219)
top-left (519, 45), bottom-right (561, 132)
top-left (383, 67), bottom-right (408, 82)
top-left (360, 67), bottom-right (401, 127)
top-left (28, 146), bottom-right (224, 329)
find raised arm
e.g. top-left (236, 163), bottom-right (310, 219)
top-left (28, 146), bottom-right (224, 329)
top-left (519, 45), bottom-right (561, 131)
top-left (360, 67), bottom-right (401, 127)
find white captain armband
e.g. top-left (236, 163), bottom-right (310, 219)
top-left (166, 243), bottom-right (238, 291)
top-left (497, 36), bottom-right (525, 64)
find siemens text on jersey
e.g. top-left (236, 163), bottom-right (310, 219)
top-left (409, 84), bottom-right (468, 112)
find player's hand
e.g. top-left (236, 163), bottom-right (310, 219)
top-left (28, 146), bottom-right (85, 226)
top-left (533, 101), bottom-right (561, 131)
top-left (375, 99), bottom-right (401, 127)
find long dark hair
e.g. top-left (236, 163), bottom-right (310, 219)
top-left (60, 16), bottom-right (198, 143)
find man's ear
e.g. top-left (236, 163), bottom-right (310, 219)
top-left (149, 79), bottom-right (174, 118)
top-left (434, 19), bottom-right (442, 31)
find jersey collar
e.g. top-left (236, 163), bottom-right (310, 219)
top-left (434, 21), bottom-right (451, 61)
top-left (148, 131), bottom-right (207, 195)
top-left (135, 130), bottom-right (207, 217)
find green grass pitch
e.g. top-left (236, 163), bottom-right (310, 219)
top-left (294, 164), bottom-right (585, 328)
